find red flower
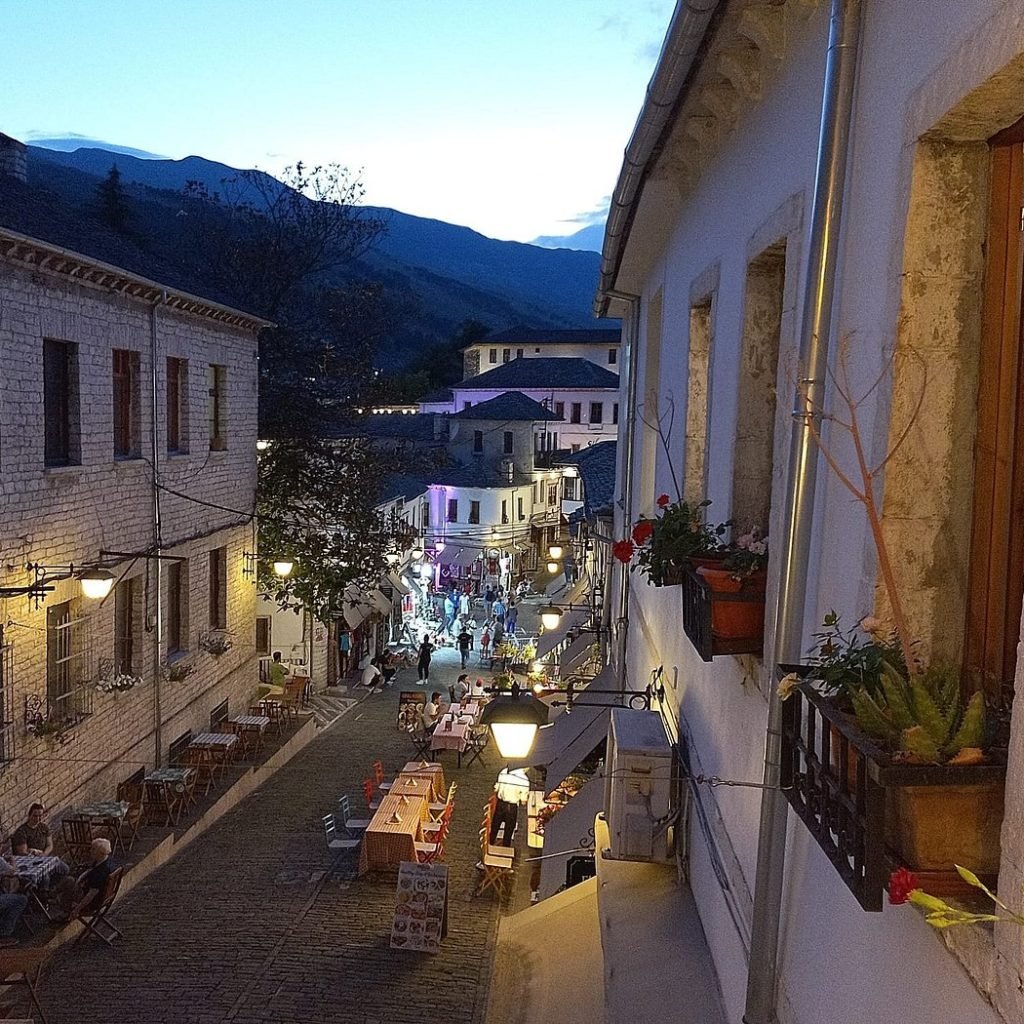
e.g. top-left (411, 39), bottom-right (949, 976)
top-left (612, 539), bottom-right (635, 564)
top-left (887, 867), bottom-right (919, 905)
top-left (632, 520), bottom-right (654, 545)
top-left (657, 494), bottom-right (671, 508)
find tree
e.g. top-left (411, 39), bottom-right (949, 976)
top-left (95, 165), bottom-right (133, 232)
top-left (179, 163), bottom-right (408, 614)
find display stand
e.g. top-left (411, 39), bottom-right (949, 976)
top-left (390, 861), bottom-right (449, 953)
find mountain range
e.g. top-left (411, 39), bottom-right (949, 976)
top-left (5, 141), bottom-right (615, 365)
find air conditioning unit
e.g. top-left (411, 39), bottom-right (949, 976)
top-left (603, 708), bottom-right (673, 862)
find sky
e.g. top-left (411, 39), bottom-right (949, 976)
top-left (2, 0), bottom-right (675, 243)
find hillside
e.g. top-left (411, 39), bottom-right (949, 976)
top-left (20, 145), bottom-right (612, 364)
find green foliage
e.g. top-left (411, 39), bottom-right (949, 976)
top-left (809, 612), bottom-right (907, 702)
top-left (94, 164), bottom-right (133, 232)
top-left (847, 660), bottom-right (988, 763)
top-left (633, 499), bottom-right (729, 585)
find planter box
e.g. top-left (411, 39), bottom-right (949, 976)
top-left (679, 565), bottom-right (765, 662)
top-left (779, 666), bottom-right (1006, 911)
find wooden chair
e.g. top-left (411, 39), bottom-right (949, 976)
top-left (464, 724), bottom-right (490, 766)
top-left (74, 866), bottom-right (124, 946)
top-left (281, 679), bottom-right (305, 718)
top-left (406, 724), bottom-right (431, 759)
top-left (361, 778), bottom-right (381, 813)
top-left (476, 823), bottom-right (513, 899)
top-left (254, 699), bottom-right (286, 737)
top-left (216, 720), bottom-right (248, 761)
top-left (115, 782), bottom-right (146, 852)
top-left (372, 760), bottom-right (392, 793)
top-left (423, 806), bottom-right (452, 842)
top-left (0, 948), bottom-right (51, 1023)
top-left (61, 817), bottom-right (94, 870)
top-left (429, 782), bottom-right (457, 821)
top-left (322, 813), bottom-right (360, 852)
top-left (144, 781), bottom-right (184, 827)
top-left (184, 747), bottom-right (215, 797)
top-left (337, 794), bottom-right (370, 832)
top-left (414, 838), bottom-right (445, 864)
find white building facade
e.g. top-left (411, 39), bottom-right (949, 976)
top-left (462, 327), bottom-right (621, 378)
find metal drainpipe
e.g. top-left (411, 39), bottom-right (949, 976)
top-left (605, 291), bottom-right (640, 683)
top-left (150, 291), bottom-right (167, 765)
top-left (743, 2), bottom-right (863, 1021)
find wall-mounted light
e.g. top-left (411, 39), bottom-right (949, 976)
top-left (256, 439), bottom-right (270, 452)
top-left (79, 567), bottom-right (115, 600)
top-left (385, 551), bottom-right (401, 565)
top-left (540, 604), bottom-right (563, 631)
top-left (435, 541), bottom-right (446, 553)
top-left (480, 683), bottom-right (549, 759)
top-left (546, 560), bottom-right (560, 574)
top-left (411, 546), bottom-right (424, 560)
top-left (548, 544), bottom-right (563, 560)
top-left (272, 559), bottom-right (294, 578)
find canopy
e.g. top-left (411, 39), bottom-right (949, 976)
top-left (438, 546), bottom-right (480, 568)
top-left (559, 632), bottom-right (598, 674)
top-left (368, 589), bottom-right (392, 615)
top-left (536, 607), bottom-right (591, 657)
top-left (387, 571), bottom-right (411, 596)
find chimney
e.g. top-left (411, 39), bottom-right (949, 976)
top-left (0, 133), bottom-right (27, 183)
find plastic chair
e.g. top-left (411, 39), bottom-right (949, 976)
top-left (338, 794), bottom-right (370, 832)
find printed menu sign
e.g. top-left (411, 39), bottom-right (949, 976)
top-left (397, 691), bottom-right (427, 731)
top-left (390, 861), bottom-right (449, 953)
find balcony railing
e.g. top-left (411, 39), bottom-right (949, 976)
top-left (679, 566), bottom-right (765, 662)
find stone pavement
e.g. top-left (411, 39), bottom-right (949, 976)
top-left (38, 646), bottom-right (511, 1024)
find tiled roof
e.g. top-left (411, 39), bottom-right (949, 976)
top-left (453, 392), bottom-right (561, 422)
top-left (418, 386), bottom-right (454, 404)
top-left (325, 413), bottom-right (442, 444)
top-left (378, 472), bottom-right (430, 503)
top-left (427, 461), bottom-right (532, 489)
top-left (476, 326), bottom-right (622, 346)
top-left (556, 441), bottom-right (617, 517)
top-left (455, 357), bottom-right (619, 391)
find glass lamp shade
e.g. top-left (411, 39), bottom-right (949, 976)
top-left (435, 541), bottom-right (446, 553)
top-left (255, 439), bottom-right (270, 451)
top-left (546, 560), bottom-right (560, 574)
top-left (481, 692), bottom-right (549, 760)
top-left (490, 722), bottom-right (539, 759)
top-left (548, 544), bottom-right (564, 560)
top-left (540, 605), bottom-right (563, 631)
top-left (411, 547), bottom-right (424, 560)
top-left (385, 551), bottom-right (400, 565)
top-left (79, 568), bottom-right (115, 600)
top-left (272, 559), bottom-right (294, 578)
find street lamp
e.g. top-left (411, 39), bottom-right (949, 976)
top-left (272, 559), bottom-right (294, 578)
top-left (79, 568), bottom-right (115, 600)
top-left (385, 551), bottom-right (400, 565)
top-left (540, 604), bottom-right (563, 631)
top-left (480, 683), bottom-right (549, 759)
top-left (255, 439), bottom-right (270, 452)
top-left (546, 560), bottom-right (560, 574)
top-left (411, 545), bottom-right (424, 560)
top-left (548, 544), bottom-right (563, 560)
top-left (435, 540), bottom-right (446, 553)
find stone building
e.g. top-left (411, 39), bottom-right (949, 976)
top-left (461, 326), bottom-right (621, 378)
top-left (0, 225), bottom-right (267, 826)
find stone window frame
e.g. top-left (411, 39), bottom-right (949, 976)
top-left (684, 262), bottom-right (721, 505)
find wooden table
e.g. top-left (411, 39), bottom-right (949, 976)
top-left (431, 721), bottom-right (471, 765)
top-left (357, 793), bottom-right (429, 875)
top-left (65, 800), bottom-right (130, 852)
top-left (229, 715), bottom-right (271, 755)
top-left (189, 732), bottom-right (239, 775)
top-left (400, 762), bottom-right (446, 800)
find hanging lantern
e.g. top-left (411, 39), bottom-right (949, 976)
top-left (272, 559), bottom-right (294, 578)
top-left (79, 568), bottom-right (115, 600)
top-left (540, 604), bottom-right (563, 631)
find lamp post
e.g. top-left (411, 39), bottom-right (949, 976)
top-left (540, 603), bottom-right (563, 631)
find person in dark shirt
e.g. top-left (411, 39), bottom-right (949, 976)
top-left (70, 838), bottom-right (114, 919)
top-left (457, 628), bottom-right (473, 669)
top-left (11, 803), bottom-right (52, 855)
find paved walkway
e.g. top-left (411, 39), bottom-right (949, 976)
top-left (39, 647), bottom-right (508, 1024)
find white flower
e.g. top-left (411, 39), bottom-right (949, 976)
top-left (859, 615), bottom-right (883, 634)
top-left (777, 673), bottom-right (799, 701)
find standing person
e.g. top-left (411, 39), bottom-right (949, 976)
top-left (493, 593), bottom-right (506, 626)
top-left (338, 629), bottom-right (352, 677)
top-left (459, 590), bottom-right (471, 620)
top-left (484, 585), bottom-right (495, 617)
top-left (492, 618), bottom-right (504, 651)
top-left (480, 624), bottom-right (492, 661)
top-left (442, 594), bottom-right (456, 635)
top-left (506, 600), bottom-right (518, 634)
top-left (489, 768), bottom-right (530, 846)
top-left (417, 635), bottom-right (434, 683)
top-left (457, 626), bottom-right (473, 669)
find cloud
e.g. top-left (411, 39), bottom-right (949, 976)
top-left (557, 196), bottom-right (611, 230)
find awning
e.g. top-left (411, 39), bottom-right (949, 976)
top-left (387, 571), bottom-right (411, 596)
top-left (536, 607), bottom-right (590, 657)
top-left (558, 632), bottom-right (597, 674)
top-left (563, 570), bottom-right (591, 605)
top-left (368, 589), bottom-right (392, 615)
top-left (338, 586), bottom-right (372, 629)
top-left (438, 546), bottom-right (480, 568)
top-left (538, 775), bottom-right (605, 900)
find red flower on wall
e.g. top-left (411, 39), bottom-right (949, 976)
top-left (657, 494), bottom-right (671, 508)
top-left (887, 867), bottom-right (920, 905)
top-left (612, 539), bottom-right (636, 564)
top-left (632, 520), bottom-right (655, 545)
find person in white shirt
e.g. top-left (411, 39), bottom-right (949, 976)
top-left (459, 591), bottom-right (470, 618)
top-left (361, 661), bottom-right (383, 691)
top-left (421, 692), bottom-right (443, 730)
top-left (490, 768), bottom-right (530, 846)
top-left (452, 674), bottom-right (470, 703)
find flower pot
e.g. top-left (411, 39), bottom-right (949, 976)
top-left (696, 566), bottom-right (766, 640)
top-left (655, 566), bottom-right (686, 587)
top-left (687, 555), bottom-right (727, 572)
top-left (887, 780), bottom-right (1004, 874)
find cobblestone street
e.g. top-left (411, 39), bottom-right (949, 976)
top-left (39, 646), bottom-right (508, 1024)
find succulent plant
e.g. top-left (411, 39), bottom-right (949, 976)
top-left (849, 661), bottom-right (986, 764)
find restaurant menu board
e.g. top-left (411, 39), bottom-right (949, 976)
top-left (397, 691), bottom-right (427, 731)
top-left (391, 861), bottom-right (449, 953)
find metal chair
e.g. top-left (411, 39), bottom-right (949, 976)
top-left (322, 813), bottom-right (360, 852)
top-left (337, 794), bottom-right (370, 832)
top-left (464, 724), bottom-right (490, 766)
top-left (406, 724), bottom-right (431, 759)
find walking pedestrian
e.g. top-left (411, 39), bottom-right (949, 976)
top-left (493, 594), bottom-right (506, 625)
top-left (459, 590), bottom-right (471, 619)
top-left (443, 594), bottom-right (456, 635)
top-left (506, 600), bottom-right (518, 634)
top-left (417, 635), bottom-right (434, 682)
top-left (484, 586), bottom-right (495, 617)
top-left (457, 626), bottom-right (473, 669)
top-left (480, 625), bottom-right (491, 660)
top-left (338, 629), bottom-right (351, 677)
top-left (492, 618), bottom-right (504, 650)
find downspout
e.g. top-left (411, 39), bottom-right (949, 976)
top-left (150, 291), bottom-right (168, 765)
top-left (606, 291), bottom-right (640, 683)
top-left (743, 3), bottom-right (864, 1022)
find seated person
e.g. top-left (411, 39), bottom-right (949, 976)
top-left (70, 838), bottom-right (115, 921)
top-left (268, 651), bottom-right (289, 688)
top-left (12, 803), bottom-right (53, 856)
top-left (361, 659), bottom-right (384, 691)
top-left (421, 692), bottom-right (444, 730)
top-left (374, 653), bottom-right (397, 686)
top-left (452, 674), bottom-right (471, 704)
top-left (469, 677), bottom-right (487, 699)
top-left (0, 859), bottom-right (27, 947)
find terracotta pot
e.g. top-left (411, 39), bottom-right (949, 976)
top-left (687, 555), bottom-right (727, 572)
top-left (696, 566), bottom-right (766, 639)
top-left (887, 781), bottom-right (1004, 874)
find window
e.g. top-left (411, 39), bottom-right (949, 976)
top-left (516, 348), bottom-right (524, 359)
top-left (167, 357), bottom-right (189, 454)
top-left (534, 347), bottom-right (541, 353)
top-left (463, 401), bottom-right (473, 411)
top-left (613, 402), bottom-right (619, 425)
top-left (501, 499), bottom-right (509, 524)
top-left (555, 401), bottom-right (564, 419)
top-left (564, 477), bottom-right (579, 501)
top-left (548, 484), bottom-right (558, 506)
top-left (571, 443), bottom-right (580, 453)
top-left (167, 560), bottom-right (189, 655)
top-left (46, 600), bottom-right (92, 723)
top-left (503, 431), bottom-right (514, 455)
top-left (114, 579), bottom-right (137, 674)
top-left (590, 402), bottom-right (604, 424)
top-left (533, 482), bottom-right (538, 503)
top-left (209, 547), bottom-right (227, 630)
top-left (469, 500), bottom-right (481, 524)
top-left (112, 348), bottom-right (140, 458)
top-left (685, 296), bottom-right (715, 503)
top-left (608, 348), bottom-right (618, 365)
top-left (447, 498), bottom-right (458, 523)
top-left (517, 496), bottom-right (524, 521)
top-left (489, 348), bottom-right (498, 364)
top-left (570, 402), bottom-right (581, 424)
top-left (473, 430), bottom-right (484, 454)
top-left (208, 364), bottom-right (227, 451)
top-left (43, 339), bottom-right (79, 466)
top-left (255, 616), bottom-right (271, 656)
top-left (422, 501), bottom-right (431, 528)
top-left (502, 348), bottom-right (511, 363)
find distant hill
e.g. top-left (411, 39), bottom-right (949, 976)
top-left (530, 221), bottom-right (605, 252)
top-left (22, 145), bottom-right (611, 365)
top-left (28, 134), bottom-right (167, 159)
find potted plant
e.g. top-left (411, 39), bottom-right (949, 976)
top-left (696, 528), bottom-right (768, 639)
top-left (616, 496), bottom-right (729, 586)
top-left (198, 630), bottom-right (234, 657)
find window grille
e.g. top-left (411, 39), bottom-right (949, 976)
top-left (46, 602), bottom-right (94, 724)
top-left (0, 631), bottom-right (17, 766)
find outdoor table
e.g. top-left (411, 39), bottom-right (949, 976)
top-left (400, 762), bottom-right (446, 799)
top-left (390, 774), bottom-right (442, 801)
top-left (145, 768), bottom-right (191, 784)
top-left (144, 767), bottom-right (192, 825)
top-left (189, 732), bottom-right (239, 775)
top-left (65, 800), bottom-right (130, 852)
top-left (431, 720), bottom-right (471, 766)
top-left (357, 793), bottom-right (429, 875)
top-left (12, 854), bottom-right (69, 921)
top-left (228, 715), bottom-right (271, 755)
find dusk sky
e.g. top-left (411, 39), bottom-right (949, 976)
top-left (3, 0), bottom-right (674, 243)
